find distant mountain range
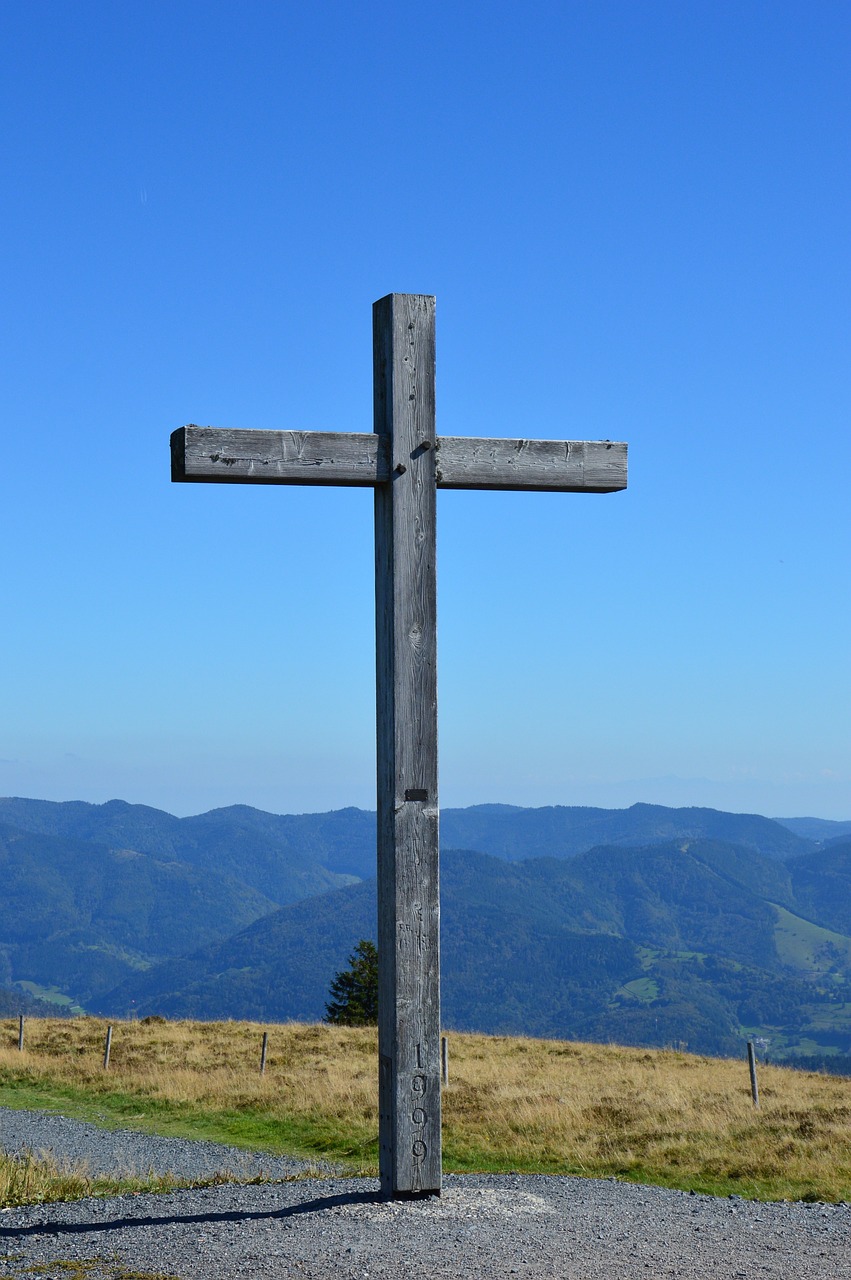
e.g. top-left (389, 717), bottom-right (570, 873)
top-left (2, 795), bottom-right (851, 1071)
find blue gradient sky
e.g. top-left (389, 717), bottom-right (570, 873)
top-left (1, 1), bottom-right (849, 819)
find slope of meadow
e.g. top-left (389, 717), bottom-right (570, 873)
top-left (2, 1017), bottom-right (850, 1206)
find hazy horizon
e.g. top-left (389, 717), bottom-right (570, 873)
top-left (2, 786), bottom-right (849, 826)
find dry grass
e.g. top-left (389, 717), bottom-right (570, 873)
top-left (0, 1146), bottom-right (194, 1210)
top-left (443, 1033), bottom-right (851, 1200)
top-left (2, 1017), bottom-right (851, 1202)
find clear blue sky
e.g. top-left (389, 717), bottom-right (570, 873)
top-left (1, 1), bottom-right (848, 819)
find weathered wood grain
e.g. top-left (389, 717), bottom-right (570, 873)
top-left (374, 293), bottom-right (441, 1198)
top-left (435, 436), bottom-right (627, 492)
top-left (172, 426), bottom-right (626, 493)
top-left (171, 426), bottom-right (390, 486)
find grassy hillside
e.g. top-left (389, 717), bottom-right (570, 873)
top-left (772, 904), bottom-right (851, 973)
top-left (2, 1016), bottom-right (851, 1204)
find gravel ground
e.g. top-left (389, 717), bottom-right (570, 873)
top-left (0, 1106), bottom-right (328, 1181)
top-left (2, 1109), bottom-right (851, 1279)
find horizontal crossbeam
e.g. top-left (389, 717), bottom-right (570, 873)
top-left (171, 427), bottom-right (386, 487)
top-left (435, 436), bottom-right (626, 492)
top-left (171, 426), bottom-right (627, 493)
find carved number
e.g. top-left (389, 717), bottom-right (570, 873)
top-left (411, 1062), bottom-right (427, 1163)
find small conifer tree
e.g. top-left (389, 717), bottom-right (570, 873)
top-left (324, 939), bottom-right (378, 1026)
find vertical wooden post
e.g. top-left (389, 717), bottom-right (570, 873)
top-left (441, 1034), bottom-right (448, 1087)
top-left (374, 293), bottom-right (441, 1198)
top-left (260, 1031), bottom-right (269, 1076)
top-left (17, 1015), bottom-right (24, 1052)
top-left (103, 1025), bottom-right (113, 1071)
top-left (747, 1041), bottom-right (759, 1108)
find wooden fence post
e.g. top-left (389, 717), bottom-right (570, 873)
top-left (260, 1031), bottom-right (269, 1076)
top-left (441, 1035), bottom-right (448, 1087)
top-left (103, 1025), bottom-right (113, 1071)
top-left (17, 1015), bottom-right (24, 1052)
top-left (747, 1041), bottom-right (759, 1108)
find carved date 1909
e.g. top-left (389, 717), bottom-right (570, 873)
top-left (411, 1057), bottom-right (428, 1179)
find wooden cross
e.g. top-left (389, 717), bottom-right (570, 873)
top-left (170, 293), bottom-right (627, 1199)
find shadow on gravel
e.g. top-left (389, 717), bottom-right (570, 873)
top-left (0, 1190), bottom-right (380, 1239)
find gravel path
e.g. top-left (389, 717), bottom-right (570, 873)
top-left (0, 1106), bottom-right (327, 1181)
top-left (2, 1109), bottom-right (851, 1279)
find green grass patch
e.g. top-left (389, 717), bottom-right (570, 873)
top-left (804, 1002), bottom-right (851, 1030)
top-left (439, 1136), bottom-right (841, 1202)
top-left (14, 984), bottom-right (86, 1016)
top-left (617, 977), bottom-right (659, 1003)
top-left (0, 1076), bottom-right (374, 1172)
top-left (772, 905), bottom-right (851, 974)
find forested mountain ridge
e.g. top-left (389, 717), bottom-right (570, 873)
top-left (3, 795), bottom-right (851, 1067)
top-left (775, 816), bottom-right (851, 843)
top-left (0, 795), bottom-right (813, 894)
top-left (94, 837), bottom-right (851, 1069)
top-left (0, 798), bottom-right (369, 899)
top-left (442, 802), bottom-right (811, 862)
top-left (0, 822), bottom-right (279, 1001)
